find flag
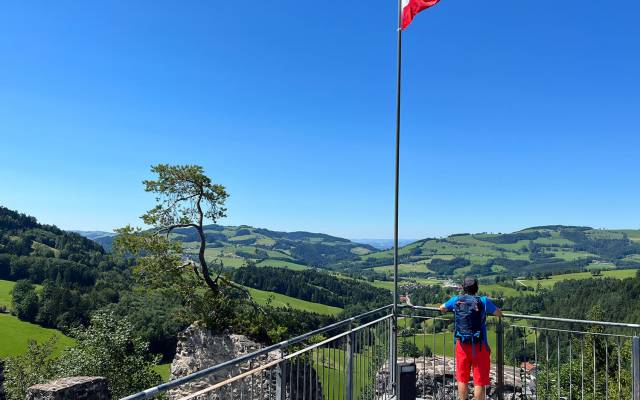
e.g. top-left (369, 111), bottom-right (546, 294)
top-left (401, 0), bottom-right (441, 29)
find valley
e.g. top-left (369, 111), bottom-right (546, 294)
top-left (3, 204), bottom-right (640, 392)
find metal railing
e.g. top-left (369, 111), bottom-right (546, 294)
top-left (122, 304), bottom-right (640, 400)
top-left (122, 305), bottom-right (395, 400)
top-left (404, 305), bottom-right (640, 400)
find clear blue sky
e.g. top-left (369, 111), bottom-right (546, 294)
top-left (1, 1), bottom-right (639, 239)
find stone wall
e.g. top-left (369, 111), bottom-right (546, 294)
top-left (25, 377), bottom-right (110, 400)
top-left (168, 324), bottom-right (323, 400)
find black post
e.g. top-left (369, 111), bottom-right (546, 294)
top-left (392, 0), bottom-right (403, 395)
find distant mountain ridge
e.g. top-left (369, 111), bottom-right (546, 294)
top-left (72, 231), bottom-right (117, 251)
top-left (75, 224), bottom-right (379, 268)
top-left (73, 225), bottom-right (640, 277)
top-left (351, 239), bottom-right (418, 250)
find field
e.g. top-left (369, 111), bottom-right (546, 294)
top-left (256, 259), bottom-right (309, 271)
top-left (477, 284), bottom-right (521, 298)
top-left (0, 314), bottom-right (75, 358)
top-left (521, 269), bottom-right (638, 289)
top-left (0, 280), bottom-right (76, 358)
top-left (247, 287), bottom-right (343, 316)
top-left (359, 227), bottom-right (640, 285)
top-left (0, 279), bottom-right (43, 310)
top-left (0, 279), bottom-right (15, 309)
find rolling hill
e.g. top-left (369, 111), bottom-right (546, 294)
top-left (351, 226), bottom-right (640, 279)
top-left (78, 225), bottom-right (378, 269)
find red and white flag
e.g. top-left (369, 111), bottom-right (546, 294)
top-left (401, 0), bottom-right (441, 29)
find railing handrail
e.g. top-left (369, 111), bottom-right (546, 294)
top-left (121, 304), bottom-right (394, 400)
top-left (405, 304), bottom-right (640, 329)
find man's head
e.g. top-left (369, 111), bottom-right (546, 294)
top-left (462, 277), bottom-right (479, 295)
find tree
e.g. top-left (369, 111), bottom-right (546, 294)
top-left (141, 164), bottom-right (229, 292)
top-left (56, 310), bottom-right (162, 399)
top-left (114, 164), bottom-right (265, 336)
top-left (115, 164), bottom-right (235, 296)
top-left (3, 338), bottom-right (58, 400)
top-left (11, 280), bottom-right (39, 321)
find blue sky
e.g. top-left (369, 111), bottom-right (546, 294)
top-left (1, 1), bottom-right (639, 239)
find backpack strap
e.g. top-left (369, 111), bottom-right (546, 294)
top-left (479, 296), bottom-right (488, 352)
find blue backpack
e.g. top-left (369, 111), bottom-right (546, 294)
top-left (454, 295), bottom-right (485, 347)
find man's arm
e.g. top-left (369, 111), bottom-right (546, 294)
top-left (485, 297), bottom-right (503, 317)
top-left (440, 296), bottom-right (457, 313)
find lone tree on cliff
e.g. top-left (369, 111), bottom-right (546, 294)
top-left (116, 164), bottom-right (271, 334)
top-left (141, 164), bottom-right (229, 292)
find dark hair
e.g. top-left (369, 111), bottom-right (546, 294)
top-left (462, 277), bottom-right (479, 295)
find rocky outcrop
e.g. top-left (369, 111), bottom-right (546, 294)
top-left (25, 376), bottom-right (110, 400)
top-left (169, 324), bottom-right (277, 400)
top-left (169, 324), bottom-right (323, 400)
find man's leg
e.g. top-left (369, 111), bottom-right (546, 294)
top-left (471, 344), bottom-right (491, 400)
top-left (473, 385), bottom-right (486, 400)
top-left (458, 382), bottom-right (469, 400)
top-left (455, 342), bottom-right (472, 400)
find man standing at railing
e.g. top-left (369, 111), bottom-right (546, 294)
top-left (439, 277), bottom-right (503, 400)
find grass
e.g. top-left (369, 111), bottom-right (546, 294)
top-left (368, 280), bottom-right (394, 290)
top-left (0, 314), bottom-right (75, 358)
top-left (0, 279), bottom-right (43, 310)
top-left (256, 259), bottom-right (309, 271)
top-left (153, 363), bottom-right (172, 381)
top-left (618, 230), bottom-right (640, 242)
top-left (477, 284), bottom-right (522, 298)
top-left (372, 262), bottom-right (432, 275)
top-left (584, 261), bottom-right (616, 271)
top-left (246, 287), bottom-right (343, 316)
top-left (0, 280), bottom-right (75, 358)
top-left (549, 250), bottom-right (597, 261)
top-left (313, 342), bottom-right (388, 400)
top-left (521, 269), bottom-right (639, 289)
top-left (0, 280), bottom-right (15, 309)
top-left (402, 331), bottom-right (496, 359)
top-left (624, 254), bottom-right (640, 263)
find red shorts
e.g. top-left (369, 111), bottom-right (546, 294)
top-left (455, 341), bottom-right (491, 386)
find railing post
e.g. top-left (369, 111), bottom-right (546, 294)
top-left (633, 336), bottom-right (640, 400)
top-left (496, 318), bottom-right (505, 400)
top-left (390, 316), bottom-right (398, 396)
top-left (346, 329), bottom-right (355, 400)
top-left (276, 361), bottom-right (287, 400)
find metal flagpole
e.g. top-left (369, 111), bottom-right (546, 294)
top-left (391, 0), bottom-right (403, 395)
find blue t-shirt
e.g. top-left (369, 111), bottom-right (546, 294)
top-left (443, 295), bottom-right (498, 348)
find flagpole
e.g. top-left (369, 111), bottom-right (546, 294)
top-left (391, 0), bottom-right (403, 394)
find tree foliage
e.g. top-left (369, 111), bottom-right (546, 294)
top-left (3, 338), bottom-right (58, 400)
top-left (3, 310), bottom-right (161, 400)
top-left (56, 310), bottom-right (162, 398)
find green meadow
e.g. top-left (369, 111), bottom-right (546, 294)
top-left (521, 269), bottom-right (638, 289)
top-left (0, 280), bottom-right (75, 358)
top-left (256, 259), bottom-right (309, 271)
top-left (247, 287), bottom-right (342, 316)
top-left (0, 313), bottom-right (75, 358)
top-left (0, 279), bottom-right (15, 309)
top-left (153, 363), bottom-right (172, 381)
